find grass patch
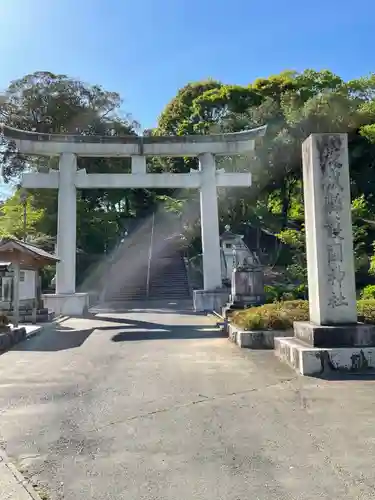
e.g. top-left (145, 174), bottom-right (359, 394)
top-left (231, 299), bottom-right (375, 331)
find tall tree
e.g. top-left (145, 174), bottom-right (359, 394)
top-left (0, 191), bottom-right (45, 241)
top-left (0, 72), bottom-right (157, 280)
top-left (155, 69), bottom-right (375, 281)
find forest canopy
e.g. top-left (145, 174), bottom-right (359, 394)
top-left (1, 69), bottom-right (375, 294)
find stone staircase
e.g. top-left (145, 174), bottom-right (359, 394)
top-left (148, 246), bottom-right (190, 301)
top-left (103, 212), bottom-right (191, 304)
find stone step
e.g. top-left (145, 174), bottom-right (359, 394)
top-left (150, 281), bottom-right (187, 285)
top-left (6, 313), bottom-right (50, 323)
top-left (151, 275), bottom-right (188, 279)
top-left (150, 281), bottom-right (188, 287)
top-left (150, 274), bottom-right (188, 280)
top-left (150, 287), bottom-right (189, 292)
top-left (149, 286), bottom-right (190, 291)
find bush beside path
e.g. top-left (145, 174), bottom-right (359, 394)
top-left (231, 299), bottom-right (375, 331)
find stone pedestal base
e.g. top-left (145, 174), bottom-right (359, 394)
top-left (276, 321), bottom-right (375, 376)
top-left (294, 321), bottom-right (375, 348)
top-left (42, 293), bottom-right (89, 316)
top-left (193, 289), bottom-right (230, 313)
top-left (229, 295), bottom-right (265, 307)
top-left (275, 337), bottom-right (375, 376)
top-left (231, 268), bottom-right (264, 300)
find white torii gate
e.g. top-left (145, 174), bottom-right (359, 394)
top-left (2, 125), bottom-right (266, 315)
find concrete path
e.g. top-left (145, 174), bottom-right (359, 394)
top-left (0, 305), bottom-right (375, 499)
top-left (0, 450), bottom-right (41, 500)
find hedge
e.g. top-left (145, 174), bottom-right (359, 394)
top-left (231, 299), bottom-right (375, 331)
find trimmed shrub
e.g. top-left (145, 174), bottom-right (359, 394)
top-left (357, 299), bottom-right (375, 323)
top-left (360, 285), bottom-right (375, 300)
top-left (231, 299), bottom-right (375, 331)
top-left (231, 300), bottom-right (309, 331)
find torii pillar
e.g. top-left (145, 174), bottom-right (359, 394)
top-left (199, 153), bottom-right (223, 291)
top-left (57, 153), bottom-right (77, 296)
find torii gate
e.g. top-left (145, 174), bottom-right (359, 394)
top-left (2, 125), bottom-right (266, 315)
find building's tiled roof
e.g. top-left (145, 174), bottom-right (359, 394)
top-left (0, 238), bottom-right (59, 263)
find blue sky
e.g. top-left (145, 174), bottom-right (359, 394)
top-left (1, 0), bottom-right (375, 197)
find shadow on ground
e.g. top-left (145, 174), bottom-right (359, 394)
top-left (316, 370), bottom-right (375, 381)
top-left (8, 315), bottom-right (375, 382)
top-left (11, 314), bottom-right (224, 352)
top-left (13, 324), bottom-right (94, 352)
top-left (111, 324), bottom-right (224, 342)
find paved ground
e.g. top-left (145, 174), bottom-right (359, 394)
top-left (1, 304), bottom-right (375, 499)
top-left (0, 449), bottom-right (42, 500)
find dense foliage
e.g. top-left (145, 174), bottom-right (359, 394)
top-left (1, 69), bottom-right (375, 291)
top-left (0, 72), bottom-right (162, 283)
top-left (153, 69), bottom-right (375, 293)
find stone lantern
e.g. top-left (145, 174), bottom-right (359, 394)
top-left (220, 225), bottom-right (246, 284)
top-left (220, 225), bottom-right (262, 284)
top-left (220, 225), bottom-right (265, 309)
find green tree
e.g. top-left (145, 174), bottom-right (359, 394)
top-left (0, 72), bottom-right (158, 281)
top-left (0, 191), bottom-right (45, 240)
top-left (155, 69), bottom-right (375, 284)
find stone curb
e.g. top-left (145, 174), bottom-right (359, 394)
top-left (211, 310), bottom-right (224, 321)
top-left (0, 450), bottom-right (43, 500)
top-left (53, 315), bottom-right (70, 324)
top-left (228, 323), bottom-right (293, 349)
top-left (0, 327), bottom-right (27, 353)
top-left (0, 324), bottom-right (49, 356)
top-left (0, 316), bottom-right (71, 356)
top-left (205, 312), bottom-right (293, 349)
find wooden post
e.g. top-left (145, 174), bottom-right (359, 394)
top-left (13, 261), bottom-right (20, 327)
top-left (32, 269), bottom-right (38, 324)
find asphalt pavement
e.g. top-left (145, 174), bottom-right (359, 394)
top-left (0, 304), bottom-right (375, 499)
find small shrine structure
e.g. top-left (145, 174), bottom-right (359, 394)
top-left (0, 238), bottom-right (59, 325)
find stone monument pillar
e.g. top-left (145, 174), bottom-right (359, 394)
top-left (303, 134), bottom-right (356, 325)
top-left (275, 134), bottom-right (375, 376)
